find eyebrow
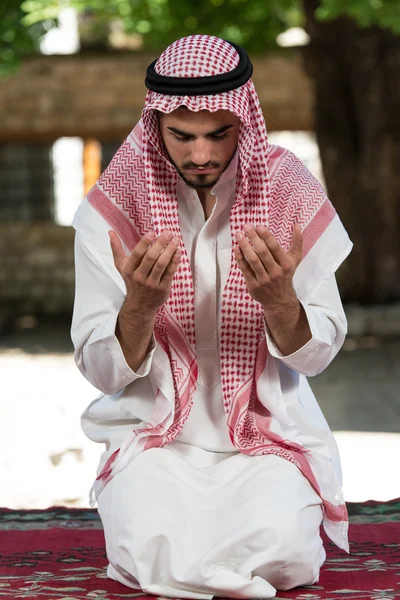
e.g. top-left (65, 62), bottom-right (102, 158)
top-left (167, 124), bottom-right (233, 137)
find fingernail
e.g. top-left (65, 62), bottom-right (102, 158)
top-left (243, 223), bottom-right (253, 232)
top-left (236, 231), bottom-right (244, 241)
top-left (148, 231), bottom-right (156, 239)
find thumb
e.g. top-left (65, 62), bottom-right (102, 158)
top-left (109, 230), bottom-right (127, 272)
top-left (289, 224), bottom-right (303, 260)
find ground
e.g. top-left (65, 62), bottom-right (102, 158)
top-left (1, 316), bottom-right (399, 508)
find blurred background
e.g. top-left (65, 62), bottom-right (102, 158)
top-left (0, 0), bottom-right (399, 509)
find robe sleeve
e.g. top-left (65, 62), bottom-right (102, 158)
top-left (71, 233), bottom-right (157, 395)
top-left (264, 274), bottom-right (347, 377)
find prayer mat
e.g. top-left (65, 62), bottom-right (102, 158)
top-left (0, 498), bottom-right (399, 600)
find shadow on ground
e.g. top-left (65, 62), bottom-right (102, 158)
top-left (0, 314), bottom-right (74, 354)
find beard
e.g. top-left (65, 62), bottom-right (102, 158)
top-left (164, 146), bottom-right (238, 190)
top-left (175, 169), bottom-right (221, 189)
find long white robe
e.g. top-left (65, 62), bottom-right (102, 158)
top-left (71, 156), bottom-right (348, 597)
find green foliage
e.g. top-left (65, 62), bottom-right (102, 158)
top-left (317, 0), bottom-right (400, 34)
top-left (1, 0), bottom-right (400, 77)
top-left (0, 1), bottom-right (56, 76)
top-left (21, 0), bottom-right (304, 53)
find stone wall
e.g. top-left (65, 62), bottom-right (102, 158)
top-left (2, 53), bottom-right (399, 329)
top-left (0, 51), bottom-right (313, 142)
top-left (0, 225), bottom-right (75, 316)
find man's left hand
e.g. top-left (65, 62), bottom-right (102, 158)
top-left (233, 224), bottom-right (303, 309)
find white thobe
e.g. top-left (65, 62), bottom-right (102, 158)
top-left (71, 155), bottom-right (347, 597)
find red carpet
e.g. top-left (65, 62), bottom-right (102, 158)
top-left (0, 499), bottom-right (399, 599)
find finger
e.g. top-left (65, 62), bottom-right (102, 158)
top-left (160, 248), bottom-right (181, 285)
top-left (234, 244), bottom-right (262, 287)
top-left (109, 230), bottom-right (128, 272)
top-left (148, 235), bottom-right (181, 285)
top-left (124, 230), bottom-right (163, 274)
top-left (136, 231), bottom-right (176, 279)
top-left (254, 225), bottom-right (288, 267)
top-left (236, 230), bottom-right (273, 282)
top-left (244, 225), bottom-right (280, 273)
top-left (289, 224), bottom-right (303, 261)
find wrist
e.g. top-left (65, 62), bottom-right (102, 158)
top-left (262, 291), bottom-right (299, 316)
top-left (122, 294), bottom-right (158, 322)
top-left (263, 299), bottom-right (311, 356)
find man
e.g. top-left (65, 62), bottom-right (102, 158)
top-left (71, 35), bottom-right (352, 598)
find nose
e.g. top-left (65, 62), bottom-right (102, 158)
top-left (191, 139), bottom-right (211, 166)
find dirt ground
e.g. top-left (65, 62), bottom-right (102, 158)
top-left (1, 317), bottom-right (399, 509)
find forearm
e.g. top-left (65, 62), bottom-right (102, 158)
top-left (263, 276), bottom-right (347, 376)
top-left (72, 232), bottom-right (157, 395)
top-left (263, 295), bottom-right (312, 356)
top-left (116, 297), bottom-right (157, 373)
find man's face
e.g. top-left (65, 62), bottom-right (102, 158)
top-left (158, 107), bottom-right (241, 190)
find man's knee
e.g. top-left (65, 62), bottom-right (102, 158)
top-left (254, 508), bottom-right (325, 590)
top-left (269, 543), bottom-right (325, 591)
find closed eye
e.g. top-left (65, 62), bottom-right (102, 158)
top-left (171, 133), bottom-right (228, 143)
top-left (171, 134), bottom-right (191, 143)
top-left (210, 134), bottom-right (228, 142)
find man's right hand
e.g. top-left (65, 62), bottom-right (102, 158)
top-left (109, 229), bottom-right (182, 315)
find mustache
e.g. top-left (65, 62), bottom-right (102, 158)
top-left (183, 161), bottom-right (220, 169)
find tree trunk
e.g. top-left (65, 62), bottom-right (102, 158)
top-left (302, 0), bottom-right (400, 303)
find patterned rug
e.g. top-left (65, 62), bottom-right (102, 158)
top-left (1, 499), bottom-right (399, 600)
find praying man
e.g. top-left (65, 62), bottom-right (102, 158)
top-left (71, 35), bottom-right (352, 598)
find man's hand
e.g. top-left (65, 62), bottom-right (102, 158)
top-left (109, 229), bottom-right (182, 372)
top-left (234, 223), bottom-right (311, 355)
top-left (109, 229), bottom-right (181, 316)
top-left (233, 223), bottom-right (303, 309)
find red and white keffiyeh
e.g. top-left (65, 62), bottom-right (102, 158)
top-left (86, 35), bottom-right (352, 550)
